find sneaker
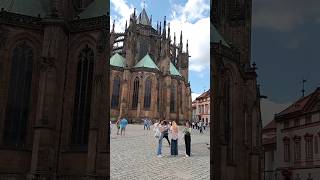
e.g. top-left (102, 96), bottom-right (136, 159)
top-left (157, 155), bottom-right (163, 158)
top-left (185, 155), bottom-right (190, 157)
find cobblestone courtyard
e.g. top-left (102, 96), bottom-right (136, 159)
top-left (110, 124), bottom-right (210, 180)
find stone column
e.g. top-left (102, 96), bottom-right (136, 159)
top-left (29, 21), bottom-right (66, 179)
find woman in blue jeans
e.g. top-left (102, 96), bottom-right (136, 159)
top-left (156, 120), bottom-right (165, 157)
top-left (170, 121), bottom-right (179, 156)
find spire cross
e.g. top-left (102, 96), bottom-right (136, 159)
top-left (143, 0), bottom-right (146, 9)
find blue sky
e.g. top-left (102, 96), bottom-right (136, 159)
top-left (110, 0), bottom-right (210, 100)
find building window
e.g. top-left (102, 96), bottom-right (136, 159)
top-left (143, 77), bottom-right (152, 109)
top-left (305, 134), bottom-right (313, 161)
top-left (284, 120), bottom-right (289, 129)
top-left (4, 41), bottom-right (33, 146)
top-left (111, 75), bottom-right (121, 109)
top-left (294, 136), bottom-right (301, 162)
top-left (71, 45), bottom-right (94, 146)
top-left (132, 77), bottom-right (140, 109)
top-left (170, 84), bottom-right (176, 112)
top-left (283, 137), bottom-right (290, 162)
top-left (294, 118), bottom-right (300, 126)
top-left (305, 115), bottom-right (312, 124)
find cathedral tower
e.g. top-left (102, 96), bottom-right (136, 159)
top-left (212, 0), bottom-right (252, 66)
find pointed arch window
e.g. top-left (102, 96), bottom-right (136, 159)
top-left (170, 84), bottom-right (176, 113)
top-left (111, 75), bottom-right (121, 109)
top-left (4, 41), bottom-right (33, 146)
top-left (144, 77), bottom-right (152, 109)
top-left (71, 45), bottom-right (94, 146)
top-left (132, 77), bottom-right (139, 109)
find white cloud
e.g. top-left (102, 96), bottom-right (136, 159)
top-left (169, 0), bottom-right (210, 72)
top-left (192, 92), bottom-right (202, 101)
top-left (260, 99), bottom-right (291, 126)
top-left (110, 0), bottom-right (135, 32)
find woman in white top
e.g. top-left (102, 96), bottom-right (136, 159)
top-left (170, 121), bottom-right (179, 156)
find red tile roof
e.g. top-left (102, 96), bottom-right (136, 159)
top-left (195, 89), bottom-right (210, 101)
top-left (275, 87), bottom-right (320, 118)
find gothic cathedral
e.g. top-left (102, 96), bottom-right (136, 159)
top-left (0, 0), bottom-right (109, 179)
top-left (110, 8), bottom-right (192, 124)
top-left (211, 0), bottom-right (263, 179)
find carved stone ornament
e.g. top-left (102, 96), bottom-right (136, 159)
top-left (39, 58), bottom-right (55, 72)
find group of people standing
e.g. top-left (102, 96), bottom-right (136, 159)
top-left (142, 118), bottom-right (152, 130)
top-left (192, 121), bottom-right (208, 134)
top-left (110, 117), bottom-right (128, 136)
top-left (154, 120), bottom-right (192, 158)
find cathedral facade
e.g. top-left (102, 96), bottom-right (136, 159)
top-left (0, 0), bottom-right (109, 179)
top-left (211, 0), bottom-right (263, 179)
top-left (110, 8), bottom-right (192, 124)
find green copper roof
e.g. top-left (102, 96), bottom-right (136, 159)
top-left (137, 8), bottom-right (151, 26)
top-left (110, 53), bottom-right (126, 68)
top-left (0, 0), bottom-right (49, 17)
top-left (78, 0), bottom-right (108, 19)
top-left (170, 62), bottom-right (182, 77)
top-left (211, 22), bottom-right (230, 48)
top-left (134, 54), bottom-right (159, 70)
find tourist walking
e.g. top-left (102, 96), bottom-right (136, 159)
top-left (147, 119), bottom-right (152, 130)
top-left (199, 121), bottom-right (203, 134)
top-left (155, 120), bottom-right (165, 157)
top-left (143, 118), bottom-right (148, 130)
top-left (162, 121), bottom-right (171, 146)
top-left (120, 117), bottom-right (128, 136)
top-left (183, 121), bottom-right (192, 157)
top-left (203, 121), bottom-right (206, 131)
top-left (116, 118), bottom-right (120, 135)
top-left (170, 121), bottom-right (179, 156)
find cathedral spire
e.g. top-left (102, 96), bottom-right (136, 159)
top-left (112, 20), bottom-right (115, 32)
top-left (186, 40), bottom-right (189, 54)
top-left (174, 32), bottom-right (176, 45)
top-left (163, 16), bottom-right (166, 38)
top-left (150, 15), bottom-right (152, 25)
top-left (159, 22), bottom-right (162, 35)
top-left (180, 30), bottom-right (183, 52)
top-left (125, 20), bottom-right (127, 30)
top-left (168, 23), bottom-right (171, 40)
top-left (157, 21), bottom-right (159, 32)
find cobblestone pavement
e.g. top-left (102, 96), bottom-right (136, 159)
top-left (110, 124), bottom-right (210, 180)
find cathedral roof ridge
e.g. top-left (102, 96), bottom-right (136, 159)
top-left (78, 0), bottom-right (109, 19)
top-left (169, 61), bottom-right (182, 77)
top-left (134, 53), bottom-right (159, 70)
top-left (0, 0), bottom-right (49, 18)
top-left (110, 53), bottom-right (126, 68)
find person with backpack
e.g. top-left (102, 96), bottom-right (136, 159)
top-left (170, 121), bottom-right (179, 156)
top-left (155, 120), bottom-right (165, 157)
top-left (183, 121), bottom-right (192, 157)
